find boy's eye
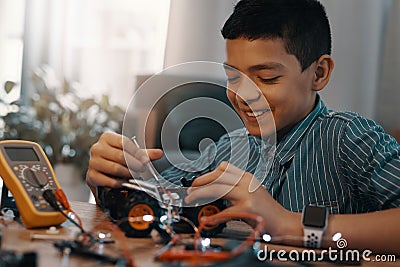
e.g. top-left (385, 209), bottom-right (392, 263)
top-left (226, 76), bottom-right (240, 84)
top-left (259, 76), bottom-right (281, 84)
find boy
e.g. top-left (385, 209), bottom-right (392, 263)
top-left (86, 0), bottom-right (400, 253)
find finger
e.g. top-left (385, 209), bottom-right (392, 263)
top-left (86, 168), bottom-right (125, 188)
top-left (124, 151), bottom-right (151, 172)
top-left (186, 183), bottom-right (243, 204)
top-left (121, 135), bottom-right (149, 163)
top-left (93, 139), bottom-right (149, 172)
top-left (218, 162), bottom-right (262, 192)
top-left (190, 162), bottom-right (247, 188)
top-left (199, 206), bottom-right (245, 227)
top-left (190, 162), bottom-right (232, 187)
top-left (89, 154), bottom-right (133, 178)
top-left (124, 149), bottom-right (163, 171)
top-left (122, 136), bottom-right (163, 163)
top-left (220, 161), bottom-right (245, 172)
top-left (146, 149), bottom-right (164, 161)
top-left (97, 144), bottom-right (148, 173)
top-left (100, 132), bottom-right (124, 148)
top-left (189, 170), bottom-right (225, 188)
top-left (92, 139), bottom-right (126, 165)
top-left (200, 206), bottom-right (255, 227)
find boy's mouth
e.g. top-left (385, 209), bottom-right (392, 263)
top-left (241, 108), bottom-right (272, 122)
top-left (245, 109), bottom-right (270, 118)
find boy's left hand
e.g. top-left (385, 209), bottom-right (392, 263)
top-left (185, 161), bottom-right (293, 233)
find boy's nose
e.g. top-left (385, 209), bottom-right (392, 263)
top-left (235, 79), bottom-right (262, 105)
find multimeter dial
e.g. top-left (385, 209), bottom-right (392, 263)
top-left (17, 164), bottom-right (54, 190)
top-left (22, 167), bottom-right (49, 188)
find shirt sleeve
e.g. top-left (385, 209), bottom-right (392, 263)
top-left (339, 116), bottom-right (400, 210)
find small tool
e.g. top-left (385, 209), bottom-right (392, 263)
top-left (130, 136), bottom-right (160, 183)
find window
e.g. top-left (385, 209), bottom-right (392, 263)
top-left (0, 0), bottom-right (25, 106)
top-left (21, 0), bottom-right (170, 108)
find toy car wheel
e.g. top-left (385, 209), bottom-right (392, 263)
top-left (186, 200), bottom-right (226, 237)
top-left (120, 191), bottom-right (160, 237)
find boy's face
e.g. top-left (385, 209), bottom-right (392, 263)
top-left (224, 38), bottom-right (317, 139)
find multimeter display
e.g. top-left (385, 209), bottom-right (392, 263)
top-left (0, 140), bottom-right (67, 228)
top-left (5, 147), bottom-right (40, 161)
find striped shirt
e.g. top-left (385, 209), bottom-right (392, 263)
top-left (160, 95), bottom-right (400, 214)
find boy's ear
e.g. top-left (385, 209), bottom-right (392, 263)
top-left (312, 54), bottom-right (334, 91)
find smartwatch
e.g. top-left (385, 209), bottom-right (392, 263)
top-left (302, 205), bottom-right (328, 248)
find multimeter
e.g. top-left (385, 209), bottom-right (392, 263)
top-left (0, 140), bottom-right (67, 228)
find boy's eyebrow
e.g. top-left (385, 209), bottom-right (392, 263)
top-left (223, 62), bottom-right (285, 72)
top-left (248, 62), bottom-right (285, 72)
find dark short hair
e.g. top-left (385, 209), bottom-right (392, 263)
top-left (221, 0), bottom-right (331, 71)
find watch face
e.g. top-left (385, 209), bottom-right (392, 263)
top-left (302, 205), bottom-right (327, 228)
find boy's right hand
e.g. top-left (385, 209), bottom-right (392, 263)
top-left (86, 132), bottom-right (163, 196)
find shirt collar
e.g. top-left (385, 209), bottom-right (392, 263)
top-left (274, 94), bottom-right (328, 165)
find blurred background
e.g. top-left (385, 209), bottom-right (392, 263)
top-left (0, 0), bottom-right (399, 202)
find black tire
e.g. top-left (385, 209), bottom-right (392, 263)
top-left (184, 199), bottom-right (226, 237)
top-left (118, 190), bottom-right (161, 237)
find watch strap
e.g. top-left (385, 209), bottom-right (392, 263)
top-left (303, 227), bottom-right (323, 248)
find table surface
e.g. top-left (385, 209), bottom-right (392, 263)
top-left (1, 201), bottom-right (398, 267)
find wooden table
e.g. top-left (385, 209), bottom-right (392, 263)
top-left (1, 201), bottom-right (398, 267)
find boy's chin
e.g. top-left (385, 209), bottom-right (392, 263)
top-left (246, 126), bottom-right (276, 139)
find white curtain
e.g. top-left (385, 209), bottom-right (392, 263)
top-left (0, 0), bottom-right (25, 104)
top-left (21, 0), bottom-right (170, 108)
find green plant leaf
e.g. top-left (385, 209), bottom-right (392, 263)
top-left (1, 65), bottom-right (124, 180)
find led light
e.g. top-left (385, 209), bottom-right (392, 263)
top-left (98, 232), bottom-right (106, 239)
top-left (160, 215), bottom-right (168, 223)
top-left (142, 214), bottom-right (154, 222)
top-left (262, 234), bottom-right (272, 242)
top-left (332, 232), bottom-right (342, 242)
top-left (201, 238), bottom-right (211, 248)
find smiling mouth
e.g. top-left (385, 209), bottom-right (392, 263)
top-left (245, 109), bottom-right (271, 118)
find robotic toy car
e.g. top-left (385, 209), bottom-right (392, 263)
top-left (97, 178), bottom-right (226, 238)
